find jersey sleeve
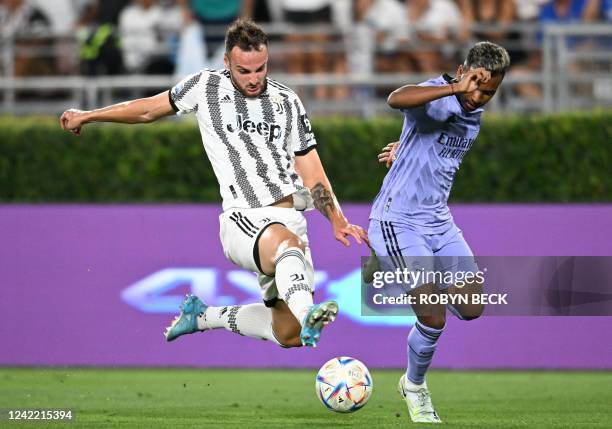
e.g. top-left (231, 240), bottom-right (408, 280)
top-left (169, 71), bottom-right (204, 115)
top-left (291, 95), bottom-right (317, 156)
top-left (401, 78), bottom-right (454, 122)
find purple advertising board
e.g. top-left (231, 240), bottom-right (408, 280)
top-left (1, 204), bottom-right (611, 369)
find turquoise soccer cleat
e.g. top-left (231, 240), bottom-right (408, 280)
top-left (300, 300), bottom-right (339, 347)
top-left (164, 294), bottom-right (207, 342)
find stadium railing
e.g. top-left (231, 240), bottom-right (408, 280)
top-left (542, 23), bottom-right (612, 113)
top-left (0, 23), bottom-right (610, 116)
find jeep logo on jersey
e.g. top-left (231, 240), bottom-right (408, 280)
top-left (226, 114), bottom-right (282, 142)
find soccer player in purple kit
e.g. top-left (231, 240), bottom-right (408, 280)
top-left (367, 41), bottom-right (510, 423)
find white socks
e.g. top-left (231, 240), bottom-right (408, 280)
top-left (198, 304), bottom-right (280, 345)
top-left (273, 247), bottom-right (314, 325)
top-left (193, 248), bottom-right (313, 345)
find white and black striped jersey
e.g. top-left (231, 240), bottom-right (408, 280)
top-left (169, 69), bottom-right (317, 211)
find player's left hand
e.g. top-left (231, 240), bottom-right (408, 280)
top-left (378, 141), bottom-right (399, 168)
top-left (333, 221), bottom-right (368, 247)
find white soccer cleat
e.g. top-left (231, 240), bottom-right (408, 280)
top-left (397, 374), bottom-right (442, 423)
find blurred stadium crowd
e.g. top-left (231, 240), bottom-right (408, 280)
top-left (1, 0), bottom-right (611, 114)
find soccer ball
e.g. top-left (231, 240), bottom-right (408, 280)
top-left (315, 356), bottom-right (373, 413)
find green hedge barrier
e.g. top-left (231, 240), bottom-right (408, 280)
top-left (0, 112), bottom-right (610, 202)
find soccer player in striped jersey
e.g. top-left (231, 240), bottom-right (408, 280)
top-left (60, 19), bottom-right (367, 348)
top-left (367, 42), bottom-right (510, 423)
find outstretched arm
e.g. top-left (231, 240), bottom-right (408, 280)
top-left (295, 149), bottom-right (367, 247)
top-left (387, 68), bottom-right (491, 109)
top-left (59, 91), bottom-right (175, 135)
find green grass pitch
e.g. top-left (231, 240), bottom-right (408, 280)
top-left (1, 368), bottom-right (610, 428)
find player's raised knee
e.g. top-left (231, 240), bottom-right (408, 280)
top-left (418, 315), bottom-right (446, 330)
top-left (270, 234), bottom-right (305, 273)
top-left (460, 304), bottom-right (484, 321)
top-left (257, 225), bottom-right (305, 274)
top-left (275, 233), bottom-right (305, 254)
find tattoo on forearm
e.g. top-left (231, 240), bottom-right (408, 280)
top-left (312, 183), bottom-right (336, 220)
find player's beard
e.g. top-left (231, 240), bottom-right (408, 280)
top-left (229, 72), bottom-right (268, 98)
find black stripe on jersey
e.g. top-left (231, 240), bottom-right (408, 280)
top-left (229, 185), bottom-right (238, 199)
top-left (236, 213), bottom-right (258, 234)
top-left (230, 213), bottom-right (254, 238)
top-left (380, 221), bottom-right (401, 270)
top-left (387, 222), bottom-right (406, 268)
top-left (267, 78), bottom-right (296, 95)
top-left (294, 145), bottom-right (317, 156)
top-left (233, 87), bottom-right (285, 203)
top-left (207, 74), bottom-right (262, 208)
top-left (168, 90), bottom-right (179, 112)
top-left (260, 95), bottom-right (290, 185)
top-left (385, 221), bottom-right (406, 269)
top-left (279, 94), bottom-right (300, 186)
top-left (266, 78), bottom-right (290, 90)
top-left (238, 213), bottom-right (259, 232)
top-left (293, 99), bottom-right (312, 153)
top-left (172, 72), bottom-right (202, 104)
top-left (229, 212), bottom-right (258, 235)
top-left (383, 222), bottom-right (406, 268)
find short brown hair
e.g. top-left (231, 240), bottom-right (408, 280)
top-left (225, 19), bottom-right (268, 54)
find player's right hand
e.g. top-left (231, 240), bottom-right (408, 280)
top-left (59, 109), bottom-right (87, 135)
top-left (332, 220), bottom-right (368, 247)
top-left (456, 68), bottom-right (491, 94)
top-left (378, 141), bottom-right (399, 168)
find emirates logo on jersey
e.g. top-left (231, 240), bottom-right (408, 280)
top-left (226, 114), bottom-right (282, 142)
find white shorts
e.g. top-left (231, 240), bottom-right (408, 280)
top-left (219, 206), bottom-right (314, 305)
